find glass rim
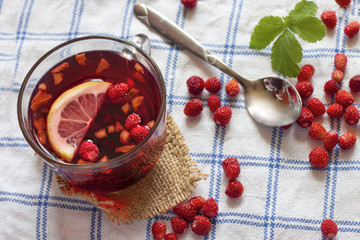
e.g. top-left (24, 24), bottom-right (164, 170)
top-left (17, 35), bottom-right (167, 171)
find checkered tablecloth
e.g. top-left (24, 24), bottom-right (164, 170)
top-left (2, 0), bottom-right (360, 239)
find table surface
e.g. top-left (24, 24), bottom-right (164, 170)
top-left (2, 0), bottom-right (360, 239)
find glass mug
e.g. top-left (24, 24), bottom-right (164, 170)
top-left (17, 35), bottom-right (167, 193)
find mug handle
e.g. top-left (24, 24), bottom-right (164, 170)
top-left (130, 33), bottom-right (151, 55)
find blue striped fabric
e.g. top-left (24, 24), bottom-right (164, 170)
top-left (2, 0), bottom-right (360, 239)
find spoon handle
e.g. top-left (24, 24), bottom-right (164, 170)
top-left (133, 4), bottom-right (248, 87)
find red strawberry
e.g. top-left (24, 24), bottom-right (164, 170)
top-left (78, 141), bottom-right (99, 162)
top-left (207, 95), bottom-right (221, 112)
top-left (309, 147), bottom-right (329, 168)
top-left (173, 203), bottom-right (197, 222)
top-left (181, 0), bottom-right (198, 8)
top-left (306, 98), bottom-right (325, 116)
top-left (308, 122), bottom-right (326, 140)
top-left (344, 21), bottom-right (360, 38)
top-left (202, 198), bottom-right (218, 218)
top-left (336, 0), bottom-right (351, 8)
top-left (130, 125), bottom-right (150, 143)
top-left (334, 53), bottom-right (347, 71)
top-left (281, 124), bottom-right (292, 130)
top-left (295, 81), bottom-right (313, 99)
top-left (191, 216), bottom-right (211, 236)
top-left (331, 69), bottom-right (344, 82)
top-left (106, 83), bottom-right (129, 103)
top-left (297, 64), bottom-right (315, 81)
top-left (225, 164), bottom-right (240, 180)
top-left (184, 99), bottom-right (203, 116)
top-left (321, 219), bottom-right (338, 238)
top-left (222, 157), bottom-right (239, 170)
top-left (344, 105), bottom-right (360, 125)
top-left (324, 79), bottom-right (340, 95)
top-left (186, 76), bottom-right (204, 95)
top-left (225, 180), bottom-right (244, 198)
top-left (321, 11), bottom-right (337, 29)
top-left (335, 90), bottom-right (354, 107)
top-left (213, 106), bottom-right (232, 126)
top-left (339, 133), bottom-right (356, 150)
top-left (326, 103), bottom-right (344, 118)
top-left (125, 113), bottom-right (141, 130)
top-left (324, 131), bottom-right (339, 151)
top-left (205, 77), bottom-right (222, 93)
top-left (164, 233), bottom-right (177, 240)
top-left (349, 75), bottom-right (360, 92)
top-left (152, 222), bottom-right (167, 240)
top-left (225, 79), bottom-right (240, 96)
top-left (188, 196), bottom-right (205, 212)
top-left (296, 107), bottom-right (314, 128)
top-left (171, 217), bottom-right (188, 234)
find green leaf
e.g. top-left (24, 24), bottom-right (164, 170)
top-left (271, 29), bottom-right (302, 77)
top-left (250, 16), bottom-right (286, 50)
top-left (288, 17), bottom-right (325, 43)
top-left (284, 0), bottom-right (317, 25)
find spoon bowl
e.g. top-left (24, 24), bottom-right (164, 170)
top-left (134, 4), bottom-right (302, 127)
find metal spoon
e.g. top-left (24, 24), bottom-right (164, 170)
top-left (134, 4), bottom-right (302, 127)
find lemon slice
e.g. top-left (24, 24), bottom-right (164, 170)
top-left (47, 80), bottom-right (111, 161)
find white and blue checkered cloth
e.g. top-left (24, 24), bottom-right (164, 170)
top-left (2, 0), bottom-right (360, 239)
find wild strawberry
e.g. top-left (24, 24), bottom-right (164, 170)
top-left (297, 64), bottom-right (315, 81)
top-left (225, 180), bottom-right (244, 198)
top-left (331, 69), bottom-right (344, 82)
top-left (306, 98), bottom-right (325, 116)
top-left (336, 90), bottom-right (354, 107)
top-left (338, 133), bottom-right (356, 150)
top-left (344, 105), bottom-right (360, 125)
top-left (164, 233), bottom-right (177, 240)
top-left (181, 0), bottom-right (198, 8)
top-left (171, 217), bottom-right (188, 234)
top-left (186, 76), bottom-right (204, 95)
top-left (207, 95), bottom-right (221, 112)
top-left (321, 11), bottom-right (337, 29)
top-left (336, 0), bottom-right (351, 8)
top-left (281, 124), bottom-right (292, 130)
top-left (152, 222), bottom-right (167, 240)
top-left (191, 216), bottom-right (211, 236)
top-left (321, 219), bottom-right (338, 239)
top-left (222, 157), bottom-right (239, 170)
top-left (130, 125), bottom-right (150, 143)
top-left (213, 106), bottom-right (232, 126)
top-left (184, 99), bottom-right (203, 117)
top-left (125, 113), bottom-right (141, 130)
top-left (173, 203), bottom-right (197, 222)
top-left (106, 83), bottom-right (129, 103)
top-left (324, 131), bottom-right (339, 151)
top-left (295, 81), bottom-right (313, 99)
top-left (324, 79), bottom-right (340, 95)
top-left (225, 79), bottom-right (240, 96)
top-left (205, 77), bottom-right (222, 93)
top-left (225, 164), bottom-right (240, 180)
top-left (202, 198), bottom-right (218, 218)
top-left (344, 21), bottom-right (360, 38)
top-left (78, 141), bottom-right (99, 162)
top-left (334, 53), bottom-right (347, 71)
top-left (296, 107), bottom-right (314, 128)
top-left (326, 103), bottom-right (344, 118)
top-left (349, 74), bottom-right (360, 92)
top-left (309, 147), bottom-right (329, 168)
top-left (308, 122), bottom-right (326, 140)
top-left (188, 196), bottom-right (205, 212)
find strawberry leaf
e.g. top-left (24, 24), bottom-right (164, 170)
top-left (285, 0), bottom-right (317, 25)
top-left (288, 17), bottom-right (325, 43)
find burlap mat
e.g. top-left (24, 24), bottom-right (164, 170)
top-left (56, 113), bottom-right (208, 224)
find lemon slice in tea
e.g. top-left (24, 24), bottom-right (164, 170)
top-left (47, 80), bottom-right (111, 161)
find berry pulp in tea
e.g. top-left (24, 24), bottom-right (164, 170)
top-left (29, 50), bottom-right (164, 192)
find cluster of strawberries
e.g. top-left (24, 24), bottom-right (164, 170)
top-left (183, 76), bottom-right (240, 126)
top-left (321, 0), bottom-right (360, 38)
top-left (151, 196), bottom-right (219, 239)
